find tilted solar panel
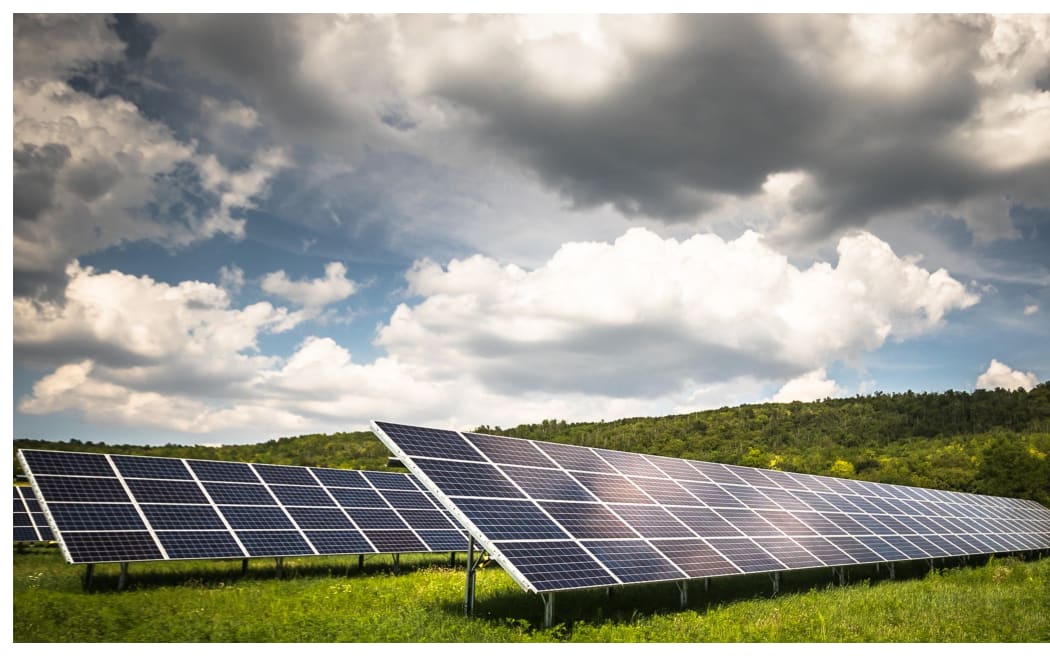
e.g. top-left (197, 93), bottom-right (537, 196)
top-left (14, 485), bottom-right (55, 542)
top-left (18, 450), bottom-right (468, 564)
top-left (372, 421), bottom-right (1050, 594)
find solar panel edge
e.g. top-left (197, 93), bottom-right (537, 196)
top-left (18, 449), bottom-right (77, 563)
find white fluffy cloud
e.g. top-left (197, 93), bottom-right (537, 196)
top-left (260, 262), bottom-right (357, 308)
top-left (771, 369), bottom-right (845, 403)
top-left (976, 359), bottom-right (1039, 392)
top-left (1024, 304), bottom-right (1039, 316)
top-left (16, 229), bottom-right (980, 437)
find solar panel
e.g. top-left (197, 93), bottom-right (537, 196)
top-left (14, 486), bottom-right (54, 542)
top-left (372, 420), bottom-right (1050, 594)
top-left (18, 449), bottom-right (469, 564)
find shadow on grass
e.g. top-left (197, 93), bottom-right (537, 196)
top-left (74, 553), bottom-right (461, 593)
top-left (443, 554), bottom-right (1016, 631)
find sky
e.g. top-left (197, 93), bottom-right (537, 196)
top-left (8, 13), bottom-right (1050, 446)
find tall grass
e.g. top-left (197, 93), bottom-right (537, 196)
top-left (12, 545), bottom-right (1050, 642)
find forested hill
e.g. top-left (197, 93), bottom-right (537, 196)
top-left (14, 384), bottom-right (1050, 505)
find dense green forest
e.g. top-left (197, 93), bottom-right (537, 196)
top-left (14, 383), bottom-right (1050, 505)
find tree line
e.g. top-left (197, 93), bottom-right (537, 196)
top-left (14, 383), bottom-right (1050, 505)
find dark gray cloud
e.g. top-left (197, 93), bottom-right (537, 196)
top-left (14, 143), bottom-right (71, 221)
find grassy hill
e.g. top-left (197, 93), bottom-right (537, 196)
top-left (15, 384), bottom-right (1050, 505)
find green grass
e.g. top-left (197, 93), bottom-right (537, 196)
top-left (12, 545), bottom-right (1050, 642)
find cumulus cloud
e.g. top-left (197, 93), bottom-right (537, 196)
top-left (260, 262), bottom-right (357, 308)
top-left (16, 229), bottom-right (979, 437)
top-left (772, 369), bottom-right (845, 403)
top-left (976, 359), bottom-right (1039, 391)
top-left (1024, 304), bottom-right (1039, 316)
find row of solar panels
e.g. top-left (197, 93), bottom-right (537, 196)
top-left (16, 450), bottom-right (467, 563)
top-left (371, 421), bottom-right (1050, 593)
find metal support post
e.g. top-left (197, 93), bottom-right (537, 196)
top-left (888, 562), bottom-right (895, 580)
top-left (465, 536), bottom-right (480, 616)
top-left (449, 551), bottom-right (456, 568)
top-left (833, 566), bottom-right (846, 586)
top-left (392, 553), bottom-right (401, 574)
top-left (541, 593), bottom-right (556, 628)
top-left (358, 554), bottom-right (365, 570)
top-left (875, 562), bottom-right (879, 574)
top-left (275, 557), bottom-right (284, 578)
top-left (83, 563), bottom-right (95, 591)
top-left (676, 580), bottom-right (689, 608)
top-left (704, 577), bottom-right (710, 592)
top-left (117, 562), bottom-right (129, 591)
top-left (928, 559), bottom-right (934, 573)
top-left (241, 558), bottom-right (249, 575)
top-left (769, 571), bottom-right (780, 595)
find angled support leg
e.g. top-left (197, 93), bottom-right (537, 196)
top-left (769, 571), bottom-right (780, 596)
top-left (392, 553), bottom-right (401, 574)
top-left (449, 551), bottom-right (456, 568)
top-left (241, 558), bottom-right (249, 576)
top-left (117, 562), bottom-right (128, 591)
top-left (83, 563), bottom-right (95, 591)
top-left (465, 536), bottom-right (483, 616)
top-left (275, 557), bottom-right (284, 578)
top-left (888, 562), bottom-right (895, 580)
top-left (676, 580), bottom-right (689, 608)
top-left (358, 554), bottom-right (365, 571)
top-left (541, 592), bottom-right (556, 628)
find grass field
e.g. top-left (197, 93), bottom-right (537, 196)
top-left (12, 545), bottom-right (1050, 642)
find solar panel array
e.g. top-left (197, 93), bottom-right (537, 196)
top-left (372, 421), bottom-right (1050, 593)
top-left (18, 449), bottom-right (468, 564)
top-left (14, 486), bottom-right (54, 542)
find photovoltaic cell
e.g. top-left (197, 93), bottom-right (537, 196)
top-left (112, 455), bottom-right (192, 480)
top-left (668, 507), bottom-right (743, 537)
top-left (539, 501), bottom-right (636, 539)
top-left (653, 538), bottom-right (740, 577)
top-left (707, 538), bottom-right (783, 573)
top-left (237, 530), bottom-right (314, 556)
top-left (362, 470), bottom-right (421, 491)
top-left (141, 505), bottom-right (226, 530)
top-left (412, 459), bottom-right (524, 499)
top-left (464, 432), bottom-right (556, 468)
top-left (456, 498), bottom-right (569, 540)
top-left (47, 504), bottom-right (145, 531)
top-left (252, 464), bottom-right (316, 486)
top-left (125, 479), bottom-right (209, 504)
top-left (500, 465), bottom-right (594, 502)
top-left (34, 475), bottom-right (129, 503)
top-left (187, 460), bottom-right (258, 483)
top-left (220, 506), bottom-right (294, 530)
top-left (535, 441), bottom-right (617, 474)
top-left (306, 530), bottom-right (373, 554)
top-left (417, 530), bottom-right (469, 551)
top-left (63, 531), bottom-right (164, 562)
top-left (582, 540), bottom-right (683, 583)
top-left (374, 421), bottom-right (484, 462)
top-left (629, 477), bottom-right (701, 506)
top-left (362, 529), bottom-right (425, 553)
top-left (593, 449), bottom-right (665, 478)
top-left (608, 504), bottom-right (694, 538)
top-left (311, 468), bottom-right (368, 488)
top-left (571, 472), bottom-right (653, 504)
top-left (203, 482), bottom-right (275, 506)
top-left (158, 531), bottom-right (245, 559)
top-left (754, 537), bottom-right (824, 569)
top-left (497, 541), bottom-right (618, 591)
top-left (285, 507), bottom-right (355, 530)
top-left (329, 487), bottom-right (386, 508)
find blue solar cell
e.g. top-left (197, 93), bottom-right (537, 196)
top-left (646, 454), bottom-right (711, 482)
top-left (21, 450), bottom-right (115, 476)
top-left (34, 475), bottom-right (130, 503)
top-left (37, 526), bottom-right (55, 541)
top-left (311, 468), bottom-right (369, 488)
top-left (268, 485), bottom-right (334, 507)
top-left (903, 534), bottom-right (950, 557)
top-left (754, 537), bottom-right (824, 569)
top-left (203, 482), bottom-right (276, 505)
top-left (727, 466), bottom-right (782, 489)
top-left (826, 536), bottom-right (883, 563)
top-left (285, 507), bottom-right (354, 530)
top-left (343, 508), bottom-right (408, 530)
top-left (759, 488), bottom-right (814, 512)
top-left (456, 498), bottom-right (568, 540)
top-left (187, 460), bottom-right (258, 483)
top-left (362, 470), bottom-right (421, 491)
top-left (875, 514), bottom-right (917, 535)
top-left (412, 459), bottom-right (523, 499)
top-left (126, 479), bottom-right (209, 504)
top-left (793, 511), bottom-right (847, 535)
top-left (417, 530), bottom-right (468, 551)
top-left (760, 510), bottom-right (818, 536)
top-left (379, 490), bottom-right (435, 509)
top-left (582, 539), bottom-right (683, 583)
top-left (592, 448), bottom-right (664, 478)
top-left (851, 514), bottom-right (895, 535)
top-left (497, 541), bottom-right (618, 591)
top-left (48, 503), bottom-right (145, 531)
top-left (677, 481), bottom-right (745, 508)
top-left (609, 504), bottom-right (695, 538)
top-left (62, 531), bottom-right (163, 563)
top-left (539, 501), bottom-right (637, 539)
top-left (396, 509), bottom-right (456, 530)
top-left (653, 538), bottom-right (740, 577)
top-left (789, 490), bottom-right (838, 512)
top-left (824, 513), bottom-right (873, 535)
top-left (712, 508), bottom-right (783, 536)
top-left (500, 465), bottom-right (595, 502)
top-left (855, 535), bottom-right (908, 561)
top-left (570, 472), bottom-right (653, 504)
top-left (843, 495), bottom-right (882, 514)
top-left (668, 507), bottom-right (743, 537)
top-left (722, 484), bottom-right (781, 509)
top-left (706, 538), bottom-right (784, 573)
top-left (305, 530), bottom-right (374, 554)
top-left (14, 512), bottom-right (32, 526)
top-left (111, 455), bottom-right (193, 480)
top-left (464, 432), bottom-right (556, 468)
top-left (15, 527), bottom-right (39, 542)
top-left (252, 464), bottom-right (317, 486)
top-left (362, 529), bottom-right (426, 552)
top-left (629, 476), bottom-right (701, 506)
top-left (534, 441), bottom-right (618, 474)
top-left (375, 422), bottom-right (485, 462)
top-left (689, 461), bottom-right (748, 485)
top-left (220, 506), bottom-right (294, 530)
top-left (237, 530), bottom-right (314, 556)
top-left (328, 487), bottom-right (387, 508)
top-left (819, 493), bottom-right (864, 513)
top-left (141, 504), bottom-right (226, 530)
top-left (158, 531), bottom-right (244, 559)
top-left (791, 536), bottom-right (856, 566)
